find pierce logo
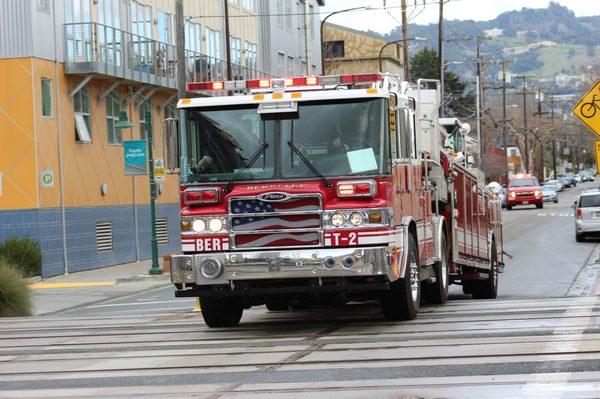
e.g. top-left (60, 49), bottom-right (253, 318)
top-left (259, 192), bottom-right (289, 202)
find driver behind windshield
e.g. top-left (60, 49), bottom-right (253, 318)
top-left (192, 114), bottom-right (258, 173)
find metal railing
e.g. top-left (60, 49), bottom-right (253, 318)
top-left (64, 23), bottom-right (274, 88)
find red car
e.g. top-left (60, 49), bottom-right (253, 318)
top-left (506, 175), bottom-right (543, 210)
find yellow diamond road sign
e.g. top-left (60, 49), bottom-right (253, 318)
top-left (573, 80), bottom-right (600, 138)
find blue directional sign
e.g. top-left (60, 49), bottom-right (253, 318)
top-left (124, 140), bottom-right (148, 175)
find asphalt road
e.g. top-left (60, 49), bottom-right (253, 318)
top-left (2, 181), bottom-right (600, 398)
top-left (499, 180), bottom-right (599, 298)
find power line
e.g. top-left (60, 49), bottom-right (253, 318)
top-left (189, 0), bottom-right (463, 20)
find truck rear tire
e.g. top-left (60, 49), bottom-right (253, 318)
top-left (576, 233), bottom-right (585, 242)
top-left (471, 241), bottom-right (499, 300)
top-left (381, 235), bottom-right (420, 321)
top-left (423, 234), bottom-right (449, 304)
top-left (199, 296), bottom-right (243, 328)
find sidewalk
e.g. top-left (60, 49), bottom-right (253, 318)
top-left (28, 259), bottom-right (172, 316)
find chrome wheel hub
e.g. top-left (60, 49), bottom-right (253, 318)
top-left (409, 261), bottom-right (419, 302)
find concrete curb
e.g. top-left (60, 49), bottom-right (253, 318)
top-left (24, 276), bottom-right (42, 284)
top-left (568, 244), bottom-right (600, 297)
top-left (116, 274), bottom-right (170, 284)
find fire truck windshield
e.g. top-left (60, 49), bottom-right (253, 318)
top-left (183, 98), bottom-right (388, 183)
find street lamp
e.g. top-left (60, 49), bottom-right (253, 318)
top-left (115, 93), bottom-right (162, 276)
top-left (378, 37), bottom-right (426, 75)
top-left (320, 6), bottom-right (372, 75)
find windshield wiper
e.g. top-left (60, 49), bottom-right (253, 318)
top-left (287, 141), bottom-right (334, 189)
top-left (224, 143), bottom-right (269, 192)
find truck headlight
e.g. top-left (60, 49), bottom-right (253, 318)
top-left (208, 218), bottom-right (224, 232)
top-left (330, 213), bottom-right (345, 227)
top-left (510, 192), bottom-right (516, 198)
top-left (349, 212), bottom-right (364, 226)
top-left (534, 190), bottom-right (541, 197)
top-left (192, 219), bottom-right (206, 233)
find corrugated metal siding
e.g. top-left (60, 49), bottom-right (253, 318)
top-left (0, 0), bottom-right (33, 58)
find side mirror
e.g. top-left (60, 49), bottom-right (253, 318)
top-left (571, 202), bottom-right (577, 209)
top-left (163, 118), bottom-right (179, 173)
top-left (466, 154), bottom-right (475, 167)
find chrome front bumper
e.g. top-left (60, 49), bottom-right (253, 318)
top-left (170, 246), bottom-right (394, 286)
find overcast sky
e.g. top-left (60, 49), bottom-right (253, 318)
top-left (320, 0), bottom-right (600, 35)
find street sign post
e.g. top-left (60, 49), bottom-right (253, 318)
top-left (573, 80), bottom-right (600, 138)
top-left (40, 171), bottom-right (54, 187)
top-left (124, 140), bottom-right (148, 175)
top-left (153, 158), bottom-right (166, 183)
top-left (595, 140), bottom-right (600, 174)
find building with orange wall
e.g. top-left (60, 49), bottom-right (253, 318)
top-left (0, 0), bottom-right (270, 276)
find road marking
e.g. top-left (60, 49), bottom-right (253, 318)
top-left (27, 282), bottom-right (116, 289)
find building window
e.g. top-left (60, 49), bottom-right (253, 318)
top-left (243, 0), bottom-right (255, 12)
top-left (276, 0), bottom-right (283, 27)
top-left (324, 41), bottom-right (344, 58)
top-left (157, 10), bottom-right (173, 45)
top-left (285, 0), bottom-right (293, 30)
top-left (164, 102), bottom-right (177, 120)
top-left (205, 28), bottom-right (221, 60)
top-left (287, 55), bottom-right (294, 75)
top-left (41, 78), bottom-right (53, 118)
top-left (73, 85), bottom-right (91, 143)
top-left (185, 22), bottom-right (201, 53)
top-left (37, 0), bottom-right (49, 12)
top-left (138, 99), bottom-right (152, 141)
top-left (244, 41), bottom-right (257, 71)
top-left (309, 5), bottom-right (315, 39)
top-left (129, 1), bottom-right (152, 39)
top-left (278, 52), bottom-right (285, 76)
top-left (229, 0), bottom-right (239, 6)
top-left (106, 91), bottom-right (121, 145)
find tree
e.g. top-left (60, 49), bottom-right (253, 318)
top-left (410, 48), bottom-right (476, 118)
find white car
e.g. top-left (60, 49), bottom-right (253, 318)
top-left (573, 189), bottom-right (600, 242)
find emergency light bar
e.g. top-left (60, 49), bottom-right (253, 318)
top-left (186, 73), bottom-right (383, 93)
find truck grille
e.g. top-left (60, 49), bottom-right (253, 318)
top-left (516, 192), bottom-right (533, 197)
top-left (229, 194), bottom-right (322, 249)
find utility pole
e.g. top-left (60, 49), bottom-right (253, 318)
top-left (175, 0), bottom-right (186, 99)
top-left (501, 61), bottom-right (509, 183)
top-left (549, 94), bottom-right (557, 179)
top-left (303, 0), bottom-right (312, 75)
top-left (223, 0), bottom-right (232, 81)
top-left (476, 37), bottom-right (484, 161)
top-left (516, 75), bottom-right (533, 173)
top-left (401, 0), bottom-right (410, 80)
top-left (533, 86), bottom-right (549, 179)
top-left (439, 0), bottom-right (445, 117)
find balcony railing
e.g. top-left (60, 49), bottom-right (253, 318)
top-left (64, 23), bottom-right (275, 89)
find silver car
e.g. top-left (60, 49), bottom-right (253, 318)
top-left (573, 189), bottom-right (600, 242)
top-left (541, 186), bottom-right (558, 203)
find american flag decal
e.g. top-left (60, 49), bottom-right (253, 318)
top-left (230, 195), bottom-right (321, 248)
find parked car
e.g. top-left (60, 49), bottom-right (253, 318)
top-left (565, 173), bottom-right (577, 187)
top-left (506, 174), bottom-right (543, 210)
top-left (558, 176), bottom-right (572, 189)
top-left (575, 173), bottom-right (583, 183)
top-left (581, 171), bottom-right (595, 182)
top-left (573, 189), bottom-right (600, 242)
top-left (541, 185), bottom-right (558, 203)
top-left (544, 179), bottom-right (564, 192)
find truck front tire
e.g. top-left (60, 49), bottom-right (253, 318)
top-left (382, 235), bottom-right (420, 321)
top-left (199, 296), bottom-right (243, 328)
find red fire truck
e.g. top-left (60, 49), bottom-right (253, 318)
top-left (165, 73), bottom-right (504, 327)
